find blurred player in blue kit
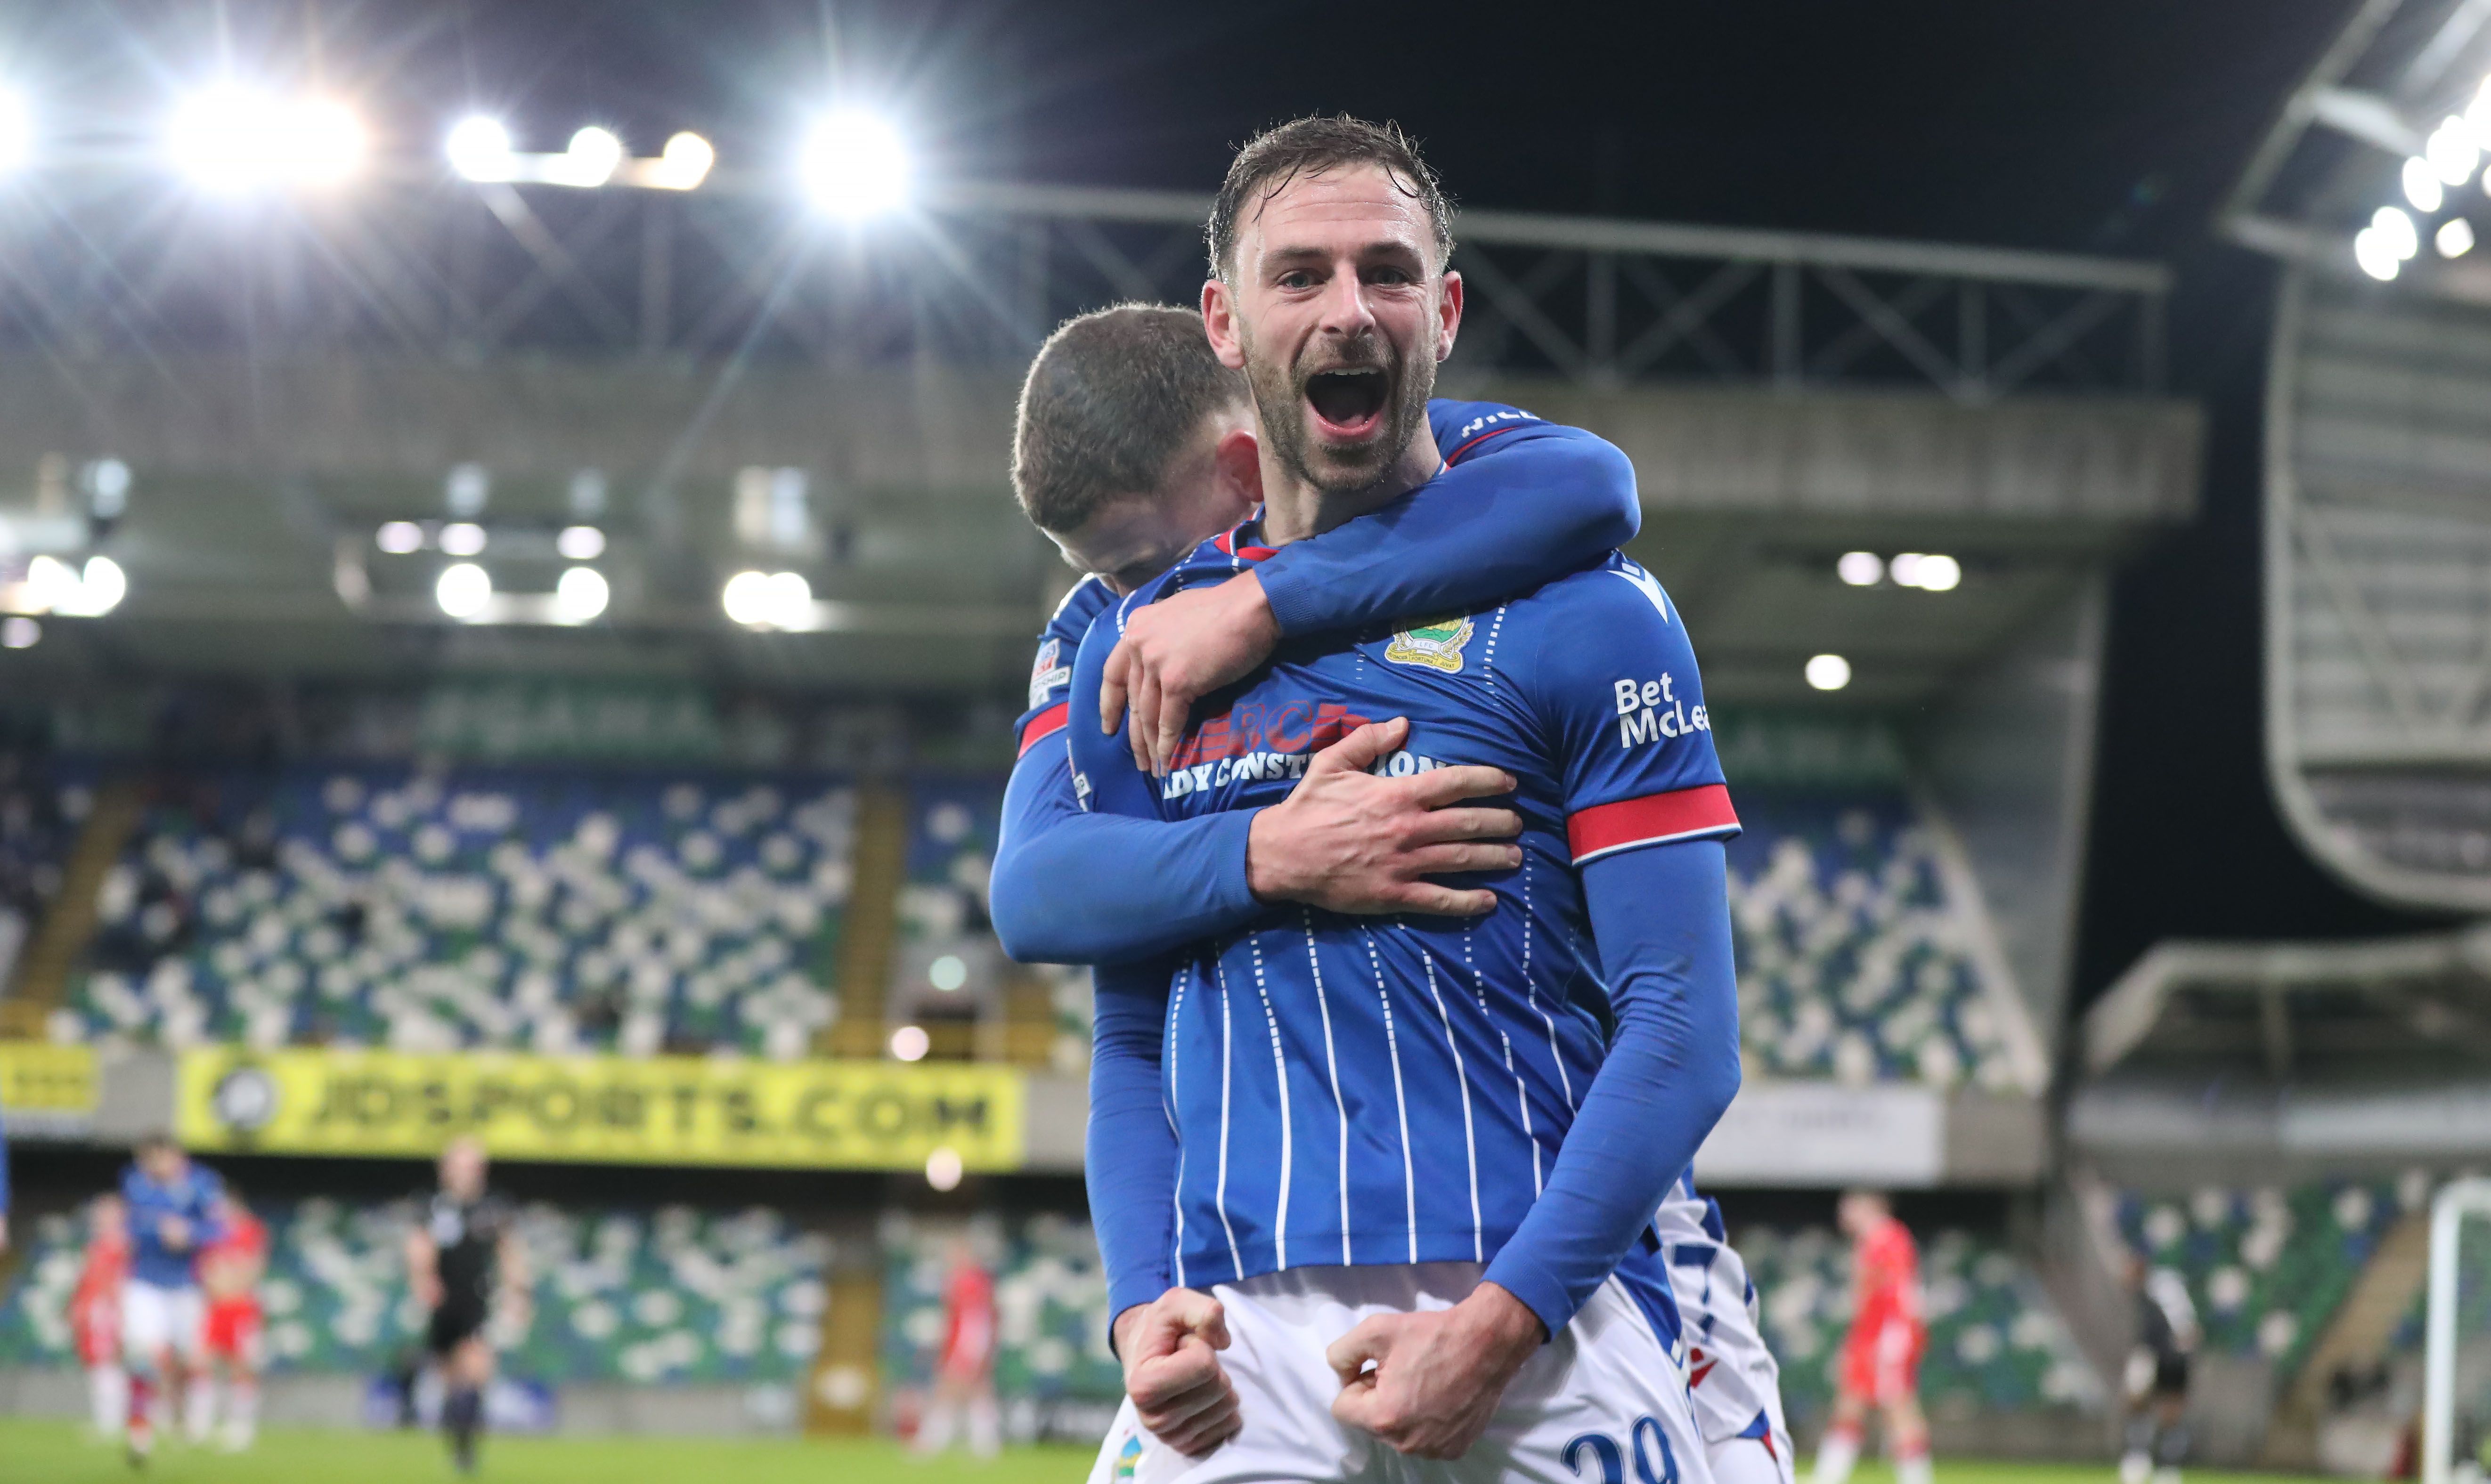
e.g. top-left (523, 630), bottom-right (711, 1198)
top-left (117, 1133), bottom-right (225, 1466)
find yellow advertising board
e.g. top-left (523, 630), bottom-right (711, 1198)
top-left (176, 1047), bottom-right (1025, 1171)
top-left (0, 1042), bottom-right (99, 1136)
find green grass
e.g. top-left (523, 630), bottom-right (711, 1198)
top-left (0, 1419), bottom-right (2333, 1484)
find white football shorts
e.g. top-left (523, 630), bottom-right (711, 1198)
top-left (1663, 1239), bottom-right (1793, 1484)
top-left (119, 1280), bottom-right (206, 1368)
top-left (1086, 1261), bottom-right (1715, 1484)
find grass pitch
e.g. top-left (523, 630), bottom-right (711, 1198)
top-left (0, 1419), bottom-right (2327, 1484)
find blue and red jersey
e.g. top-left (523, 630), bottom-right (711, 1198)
top-left (1068, 523), bottom-right (1739, 1325)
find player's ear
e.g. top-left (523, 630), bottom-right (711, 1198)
top-left (1434, 269), bottom-right (1464, 364)
top-left (1201, 278), bottom-right (1247, 370)
top-left (1213, 425), bottom-right (1262, 509)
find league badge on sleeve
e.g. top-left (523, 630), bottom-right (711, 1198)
top-left (1028, 638), bottom-right (1068, 708)
top-left (1384, 614), bottom-right (1475, 674)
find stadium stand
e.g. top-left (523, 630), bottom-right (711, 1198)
top-left (1742, 1223), bottom-right (2103, 1426)
top-left (0, 1199), bottom-right (830, 1387)
top-left (1723, 786), bottom-right (2023, 1089)
top-left (2114, 1178), bottom-right (2419, 1383)
top-left (890, 776), bottom-right (1005, 1024)
top-left (51, 766), bottom-right (854, 1058)
top-left (0, 748), bottom-right (87, 999)
top-left (878, 1212), bottom-right (1121, 1408)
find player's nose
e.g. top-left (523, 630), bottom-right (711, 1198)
top-left (1313, 265), bottom-right (1378, 338)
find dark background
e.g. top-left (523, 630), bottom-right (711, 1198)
top-left (44, 0), bottom-right (2458, 1008)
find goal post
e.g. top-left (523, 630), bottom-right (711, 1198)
top-left (2426, 1178), bottom-right (2491, 1484)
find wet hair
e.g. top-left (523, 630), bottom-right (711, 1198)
top-left (1206, 114), bottom-right (1454, 281)
top-left (1011, 303), bottom-right (1246, 535)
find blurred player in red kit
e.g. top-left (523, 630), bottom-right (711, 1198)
top-left (191, 1189), bottom-right (267, 1451)
top-left (71, 1193), bottom-right (130, 1441)
top-left (1813, 1191), bottom-right (1931, 1484)
top-left (914, 1235), bottom-right (999, 1458)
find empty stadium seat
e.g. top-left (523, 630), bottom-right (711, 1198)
top-left (56, 766), bottom-right (853, 1058)
top-left (878, 1211), bottom-right (1122, 1405)
top-left (2117, 1177), bottom-right (2416, 1381)
top-left (1726, 787), bottom-right (2021, 1089)
top-left (1741, 1223), bottom-right (2103, 1425)
top-left (0, 1198), bottom-right (830, 1387)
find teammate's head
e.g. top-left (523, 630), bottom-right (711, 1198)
top-left (133, 1132), bottom-right (186, 1182)
top-left (1201, 115), bottom-right (1461, 503)
top-left (1011, 303), bottom-right (1257, 592)
top-left (440, 1135), bottom-right (487, 1200)
top-left (1836, 1189), bottom-right (1891, 1237)
top-left (90, 1192), bottom-right (125, 1241)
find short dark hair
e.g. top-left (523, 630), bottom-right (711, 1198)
top-left (1011, 304), bottom-right (1246, 534)
top-left (1206, 114), bottom-right (1454, 281)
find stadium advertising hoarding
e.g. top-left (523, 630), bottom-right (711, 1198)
top-left (0, 1042), bottom-right (100, 1138)
top-left (176, 1047), bottom-right (1025, 1171)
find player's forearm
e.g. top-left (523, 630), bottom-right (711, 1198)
top-left (1255, 424), bottom-right (1638, 636)
top-left (992, 747), bottom-right (1263, 965)
top-left (1087, 960), bottom-right (1182, 1329)
top-left (1482, 840), bottom-right (1741, 1337)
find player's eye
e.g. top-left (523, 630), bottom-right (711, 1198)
top-left (1276, 269), bottom-right (1316, 290)
top-left (1368, 266), bottom-right (1414, 285)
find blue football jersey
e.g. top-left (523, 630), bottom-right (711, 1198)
top-left (122, 1161), bottom-right (224, 1289)
top-left (1012, 399), bottom-right (1557, 764)
top-left (1067, 523), bottom-right (1738, 1294)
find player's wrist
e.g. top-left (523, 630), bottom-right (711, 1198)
top-left (1244, 805), bottom-right (1310, 903)
top-left (1454, 1281), bottom-right (1548, 1366)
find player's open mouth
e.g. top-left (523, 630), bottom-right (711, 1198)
top-left (1305, 368), bottom-right (1388, 439)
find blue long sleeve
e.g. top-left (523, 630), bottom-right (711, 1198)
top-left (991, 741), bottom-right (1263, 965)
top-left (1087, 953), bottom-right (1183, 1334)
top-left (1480, 838), bottom-right (1743, 1337)
top-left (1256, 421), bottom-right (1638, 636)
top-left (992, 414), bottom-right (1638, 968)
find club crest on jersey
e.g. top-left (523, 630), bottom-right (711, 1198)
top-left (1385, 614), bottom-right (1474, 673)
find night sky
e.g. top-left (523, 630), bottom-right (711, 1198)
top-left (48, 1), bottom-right (2456, 1001)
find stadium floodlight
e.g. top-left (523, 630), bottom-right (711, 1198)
top-left (1805, 653), bottom-right (1852, 691)
top-left (555, 525), bottom-right (605, 560)
top-left (800, 109), bottom-right (909, 217)
top-left (0, 89), bottom-right (30, 176)
top-left (2405, 157), bottom-right (2447, 213)
top-left (2428, 116), bottom-right (2480, 187)
top-left (553, 566), bottom-right (609, 624)
top-left (435, 562), bottom-right (492, 619)
top-left (889, 1024), bottom-right (930, 1062)
top-left (929, 954), bottom-right (968, 992)
top-left (168, 87), bottom-right (366, 192)
top-left (438, 521), bottom-right (487, 557)
top-left (2355, 226), bottom-right (2403, 280)
top-left (649, 131), bottom-right (716, 191)
top-left (22, 555), bottom-right (77, 613)
top-left (74, 556), bottom-right (126, 616)
top-left (2440, 218), bottom-right (2477, 258)
top-left (0, 616), bottom-right (35, 649)
top-left (1890, 552), bottom-right (1960, 592)
top-left (445, 115), bottom-right (516, 183)
top-left (722, 569), bottom-right (815, 629)
top-left (925, 1146), bottom-right (964, 1192)
top-left (545, 126), bottom-right (623, 188)
top-left (1836, 551), bottom-right (1883, 586)
top-left (375, 521), bottom-right (424, 554)
top-left (722, 570), bottom-right (773, 626)
top-left (2374, 205), bottom-right (2422, 261)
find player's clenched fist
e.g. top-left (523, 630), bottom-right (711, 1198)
top-left (1113, 1287), bottom-right (1243, 1457)
top-left (1247, 718), bottom-right (1521, 916)
top-left (1101, 571), bottom-right (1281, 776)
top-left (1326, 1283), bottom-right (1544, 1459)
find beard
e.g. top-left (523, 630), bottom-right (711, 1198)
top-left (1241, 321), bottom-right (1437, 499)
